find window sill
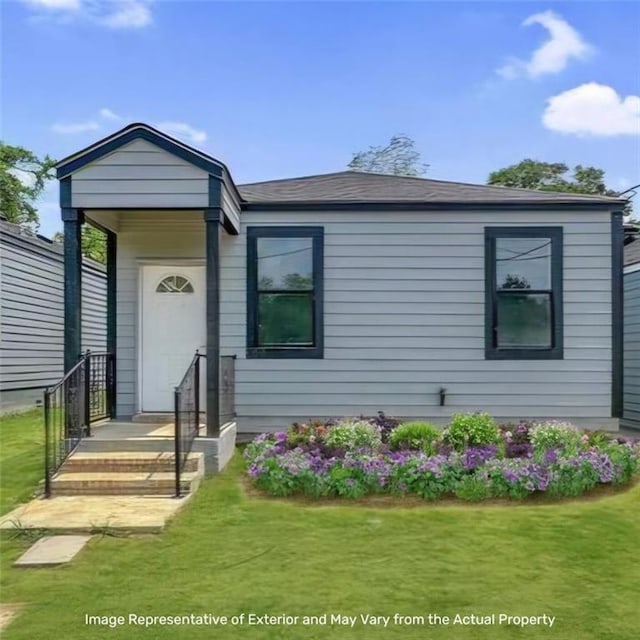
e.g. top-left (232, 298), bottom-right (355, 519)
top-left (485, 348), bottom-right (564, 360)
top-left (247, 346), bottom-right (324, 359)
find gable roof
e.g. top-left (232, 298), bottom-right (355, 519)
top-left (57, 123), bottom-right (227, 178)
top-left (238, 171), bottom-right (625, 206)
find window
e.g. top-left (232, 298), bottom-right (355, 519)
top-left (156, 275), bottom-right (194, 293)
top-left (247, 227), bottom-right (324, 358)
top-left (485, 227), bottom-right (563, 359)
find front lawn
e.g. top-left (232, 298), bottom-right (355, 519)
top-left (1, 412), bottom-right (639, 639)
top-left (0, 409), bottom-right (44, 514)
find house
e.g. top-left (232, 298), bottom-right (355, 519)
top-left (623, 231), bottom-right (640, 430)
top-left (55, 123), bottom-right (626, 438)
top-left (0, 219), bottom-right (106, 414)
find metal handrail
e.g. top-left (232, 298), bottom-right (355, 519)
top-left (43, 351), bottom-right (115, 497)
top-left (174, 351), bottom-right (205, 497)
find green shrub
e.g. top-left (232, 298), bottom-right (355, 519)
top-left (443, 412), bottom-right (500, 451)
top-left (325, 419), bottom-right (382, 451)
top-left (389, 421), bottom-right (441, 454)
top-left (529, 421), bottom-right (581, 452)
top-left (455, 475), bottom-right (493, 502)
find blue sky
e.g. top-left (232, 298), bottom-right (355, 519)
top-left (3, 0), bottom-right (640, 236)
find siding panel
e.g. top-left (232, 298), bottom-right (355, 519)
top-left (1, 226), bottom-right (106, 391)
top-left (71, 139), bottom-right (209, 209)
top-left (220, 209), bottom-right (614, 430)
top-left (623, 268), bottom-right (640, 429)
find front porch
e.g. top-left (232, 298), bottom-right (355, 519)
top-left (57, 124), bottom-right (242, 439)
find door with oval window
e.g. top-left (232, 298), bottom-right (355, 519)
top-left (140, 265), bottom-right (206, 412)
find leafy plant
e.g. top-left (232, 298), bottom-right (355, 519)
top-left (455, 475), bottom-right (493, 502)
top-left (389, 421), bottom-right (441, 454)
top-left (529, 421), bottom-right (581, 452)
top-left (444, 412), bottom-right (500, 451)
top-left (325, 419), bottom-right (382, 451)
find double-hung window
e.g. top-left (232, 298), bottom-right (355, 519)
top-left (247, 226), bottom-right (324, 358)
top-left (485, 227), bottom-right (563, 359)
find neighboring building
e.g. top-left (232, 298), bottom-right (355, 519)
top-left (0, 219), bottom-right (106, 413)
top-left (623, 232), bottom-right (640, 430)
top-left (54, 123), bottom-right (625, 433)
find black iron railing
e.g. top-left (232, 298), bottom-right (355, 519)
top-left (220, 355), bottom-right (236, 425)
top-left (174, 351), bottom-right (204, 497)
top-left (44, 351), bottom-right (114, 497)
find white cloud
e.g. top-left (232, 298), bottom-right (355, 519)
top-left (100, 1), bottom-right (153, 29)
top-left (20, 0), bottom-right (154, 29)
top-left (498, 11), bottom-right (592, 79)
top-left (51, 120), bottom-right (101, 134)
top-left (155, 122), bottom-right (208, 145)
top-left (99, 108), bottom-right (123, 121)
top-left (543, 83), bottom-right (640, 136)
top-left (24, 0), bottom-right (80, 9)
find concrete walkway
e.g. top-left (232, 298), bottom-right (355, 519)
top-left (14, 535), bottom-right (91, 566)
top-left (0, 494), bottom-right (192, 533)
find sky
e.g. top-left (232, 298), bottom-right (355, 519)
top-left (2, 0), bottom-right (640, 237)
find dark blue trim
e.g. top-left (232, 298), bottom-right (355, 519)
top-left (242, 201), bottom-right (618, 213)
top-left (61, 207), bottom-right (82, 222)
top-left (612, 212), bottom-right (624, 418)
top-left (205, 214), bottom-right (220, 436)
top-left (246, 226), bottom-right (324, 359)
top-left (57, 126), bottom-right (224, 179)
top-left (60, 177), bottom-right (71, 208)
top-left (106, 231), bottom-right (117, 417)
top-left (484, 226), bottom-right (564, 360)
top-left (63, 213), bottom-right (82, 373)
top-left (208, 175), bottom-right (222, 206)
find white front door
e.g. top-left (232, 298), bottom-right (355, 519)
top-left (141, 265), bottom-right (206, 412)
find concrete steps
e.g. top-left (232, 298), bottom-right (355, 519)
top-left (51, 452), bottom-right (204, 497)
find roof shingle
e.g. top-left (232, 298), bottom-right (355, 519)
top-left (238, 171), bottom-right (624, 205)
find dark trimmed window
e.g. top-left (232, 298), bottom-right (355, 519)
top-left (247, 226), bottom-right (324, 358)
top-left (485, 227), bottom-right (563, 360)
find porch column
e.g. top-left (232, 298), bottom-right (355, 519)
top-left (106, 230), bottom-right (117, 417)
top-left (62, 207), bottom-right (83, 372)
top-left (205, 208), bottom-right (221, 437)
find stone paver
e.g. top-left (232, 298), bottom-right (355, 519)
top-left (14, 535), bottom-right (91, 567)
top-left (0, 494), bottom-right (191, 533)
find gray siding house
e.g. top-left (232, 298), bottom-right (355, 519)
top-left (623, 239), bottom-right (640, 429)
top-left (0, 219), bottom-right (106, 411)
top-left (54, 123), bottom-right (626, 434)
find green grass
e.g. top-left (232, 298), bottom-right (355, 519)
top-left (1, 412), bottom-right (639, 639)
top-left (0, 409), bottom-right (45, 514)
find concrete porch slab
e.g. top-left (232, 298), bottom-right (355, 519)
top-left (0, 495), bottom-right (192, 533)
top-left (14, 535), bottom-right (91, 567)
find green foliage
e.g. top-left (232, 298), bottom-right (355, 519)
top-left (529, 421), bottom-right (581, 452)
top-left (487, 159), bottom-right (631, 214)
top-left (455, 475), bottom-right (493, 502)
top-left (0, 142), bottom-right (56, 230)
top-left (324, 419), bottom-right (382, 451)
top-left (52, 225), bottom-right (107, 265)
top-left (348, 134), bottom-right (428, 177)
top-left (389, 421), bottom-right (441, 453)
top-left (444, 412), bottom-right (500, 450)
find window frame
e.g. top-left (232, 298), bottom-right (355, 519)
top-left (246, 226), bottom-right (324, 359)
top-left (484, 226), bottom-right (563, 360)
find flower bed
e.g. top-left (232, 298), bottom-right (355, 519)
top-left (244, 413), bottom-right (640, 502)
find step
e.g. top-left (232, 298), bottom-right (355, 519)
top-left (50, 471), bottom-right (201, 496)
top-left (62, 452), bottom-right (200, 474)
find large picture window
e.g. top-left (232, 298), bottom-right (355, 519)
top-left (247, 226), bottom-right (324, 358)
top-left (485, 227), bottom-right (563, 360)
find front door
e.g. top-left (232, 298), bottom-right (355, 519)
top-left (141, 265), bottom-right (206, 412)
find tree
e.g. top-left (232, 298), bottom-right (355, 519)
top-left (0, 142), bottom-right (56, 230)
top-left (488, 159), bottom-right (622, 198)
top-left (52, 226), bottom-right (107, 264)
top-left (348, 135), bottom-right (428, 177)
